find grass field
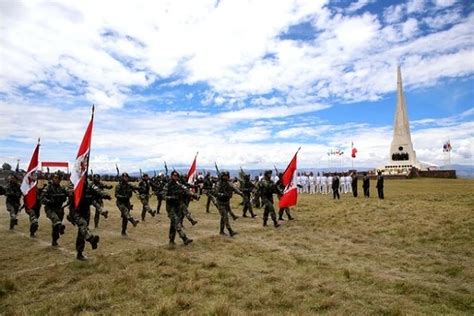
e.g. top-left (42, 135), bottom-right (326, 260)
top-left (1, 178), bottom-right (473, 315)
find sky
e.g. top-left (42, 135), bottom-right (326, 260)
top-left (0, 0), bottom-right (473, 173)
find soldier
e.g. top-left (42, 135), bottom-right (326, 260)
top-left (259, 170), bottom-right (282, 228)
top-left (252, 175), bottom-right (262, 208)
top-left (5, 175), bottom-right (22, 230)
top-left (25, 184), bottom-right (45, 237)
top-left (138, 173), bottom-right (156, 221)
top-left (151, 173), bottom-right (166, 214)
top-left (163, 171), bottom-right (194, 246)
top-left (41, 173), bottom-right (68, 246)
top-left (180, 175), bottom-right (198, 226)
top-left (202, 172), bottom-right (216, 213)
top-left (351, 172), bottom-right (358, 197)
top-left (276, 172), bottom-right (294, 221)
top-left (91, 174), bottom-right (110, 228)
top-left (115, 173), bottom-right (140, 236)
top-left (362, 172), bottom-right (370, 198)
top-left (376, 171), bottom-right (384, 199)
top-left (68, 182), bottom-right (106, 260)
top-left (214, 170), bottom-right (241, 236)
top-left (332, 174), bottom-right (340, 200)
top-left (240, 174), bottom-right (256, 218)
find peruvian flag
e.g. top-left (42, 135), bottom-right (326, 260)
top-left (21, 140), bottom-right (40, 209)
top-left (70, 106), bottom-right (94, 209)
top-left (279, 148), bottom-right (300, 208)
top-left (187, 152), bottom-right (198, 184)
top-left (351, 142), bottom-right (358, 158)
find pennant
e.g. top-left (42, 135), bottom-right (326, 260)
top-left (187, 152), bottom-right (198, 184)
top-left (279, 148), bottom-right (300, 208)
top-left (70, 106), bottom-right (94, 209)
top-left (20, 140), bottom-right (40, 209)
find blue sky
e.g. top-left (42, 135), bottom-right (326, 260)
top-left (0, 0), bottom-right (472, 172)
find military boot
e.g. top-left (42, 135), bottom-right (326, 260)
top-left (190, 219), bottom-right (198, 226)
top-left (183, 238), bottom-right (193, 246)
top-left (9, 219), bottom-right (15, 230)
top-left (273, 221), bottom-right (280, 228)
top-left (76, 252), bottom-right (87, 261)
top-left (229, 230), bottom-right (238, 237)
top-left (88, 235), bottom-right (100, 250)
top-left (102, 210), bottom-right (108, 219)
top-left (30, 223), bottom-right (39, 237)
top-left (59, 224), bottom-right (66, 235)
top-left (132, 218), bottom-right (139, 227)
top-left (263, 220), bottom-right (267, 227)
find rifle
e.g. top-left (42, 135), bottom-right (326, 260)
top-left (139, 169), bottom-right (143, 177)
top-left (164, 161), bottom-right (169, 176)
top-left (214, 162), bottom-right (221, 177)
top-left (274, 165), bottom-right (279, 175)
top-left (115, 164), bottom-right (120, 177)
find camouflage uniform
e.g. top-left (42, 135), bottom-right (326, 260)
top-left (240, 175), bottom-right (256, 218)
top-left (214, 171), bottom-right (242, 236)
top-left (138, 174), bottom-right (156, 221)
top-left (202, 173), bottom-right (217, 213)
top-left (41, 176), bottom-right (68, 245)
top-left (68, 183), bottom-right (103, 260)
top-left (259, 171), bottom-right (282, 228)
top-left (276, 175), bottom-right (293, 221)
top-left (163, 171), bottom-right (194, 245)
top-left (151, 175), bottom-right (165, 214)
top-left (115, 173), bottom-right (139, 236)
top-left (91, 175), bottom-right (111, 228)
top-left (180, 180), bottom-right (198, 226)
top-left (5, 176), bottom-right (22, 230)
top-left (25, 186), bottom-right (44, 237)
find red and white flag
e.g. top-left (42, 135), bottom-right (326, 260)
top-left (351, 141), bottom-right (358, 158)
top-left (21, 140), bottom-right (40, 209)
top-left (187, 152), bottom-right (198, 184)
top-left (70, 106), bottom-right (94, 209)
top-left (279, 148), bottom-right (300, 209)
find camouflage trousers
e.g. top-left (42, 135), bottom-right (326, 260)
top-left (45, 206), bottom-right (65, 243)
top-left (140, 195), bottom-right (154, 220)
top-left (117, 202), bottom-right (137, 233)
top-left (26, 207), bottom-right (40, 235)
top-left (278, 207), bottom-right (293, 220)
top-left (242, 195), bottom-right (255, 217)
top-left (166, 204), bottom-right (188, 242)
top-left (262, 200), bottom-right (277, 224)
top-left (6, 202), bottom-right (20, 229)
top-left (217, 202), bottom-right (234, 234)
top-left (180, 203), bottom-right (197, 225)
top-left (92, 200), bottom-right (107, 228)
top-left (70, 211), bottom-right (94, 254)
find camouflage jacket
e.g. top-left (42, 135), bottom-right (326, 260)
top-left (115, 181), bottom-right (136, 203)
top-left (41, 183), bottom-right (68, 208)
top-left (214, 180), bottom-right (242, 203)
top-left (138, 179), bottom-right (150, 196)
top-left (258, 178), bottom-right (281, 204)
top-left (239, 179), bottom-right (255, 197)
top-left (5, 181), bottom-right (22, 205)
top-left (163, 180), bottom-right (195, 208)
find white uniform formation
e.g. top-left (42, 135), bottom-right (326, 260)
top-left (296, 172), bottom-right (353, 194)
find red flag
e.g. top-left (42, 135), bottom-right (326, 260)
top-left (279, 148), bottom-right (300, 208)
top-left (70, 107), bottom-right (94, 208)
top-left (187, 152), bottom-right (198, 184)
top-left (351, 147), bottom-right (358, 158)
top-left (21, 140), bottom-right (40, 209)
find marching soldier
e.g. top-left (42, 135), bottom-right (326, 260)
top-left (25, 185), bottom-right (45, 237)
top-left (351, 172), bottom-right (358, 197)
top-left (276, 172), bottom-right (294, 221)
top-left (138, 173), bottom-right (156, 221)
top-left (163, 171), bottom-right (194, 246)
top-left (259, 170), bottom-right (282, 228)
top-left (202, 172), bottom-right (217, 213)
top-left (68, 182), bottom-right (106, 260)
top-left (240, 174), bottom-right (256, 218)
top-left (91, 174), bottom-right (110, 228)
top-left (115, 173), bottom-right (140, 236)
top-left (5, 175), bottom-right (22, 230)
top-left (41, 173), bottom-right (68, 246)
top-left (214, 171), bottom-right (241, 236)
top-left (151, 173), bottom-right (165, 214)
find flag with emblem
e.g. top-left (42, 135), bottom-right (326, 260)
top-left (20, 139), bottom-right (40, 209)
top-left (70, 106), bottom-right (94, 208)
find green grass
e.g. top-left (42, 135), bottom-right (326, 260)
top-left (0, 178), bottom-right (473, 315)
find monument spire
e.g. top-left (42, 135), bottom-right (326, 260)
top-left (384, 66), bottom-right (419, 173)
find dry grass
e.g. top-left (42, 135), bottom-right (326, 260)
top-left (0, 178), bottom-right (473, 315)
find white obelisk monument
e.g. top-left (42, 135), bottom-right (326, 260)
top-left (382, 67), bottom-right (422, 174)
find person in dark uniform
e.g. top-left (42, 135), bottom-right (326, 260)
top-left (240, 174), bottom-right (256, 218)
top-left (332, 174), bottom-right (340, 200)
top-left (351, 172), bottom-right (358, 197)
top-left (5, 175), bottom-right (22, 230)
top-left (115, 173), bottom-right (140, 236)
top-left (362, 173), bottom-right (370, 198)
top-left (376, 171), bottom-right (384, 199)
top-left (41, 173), bottom-right (68, 246)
